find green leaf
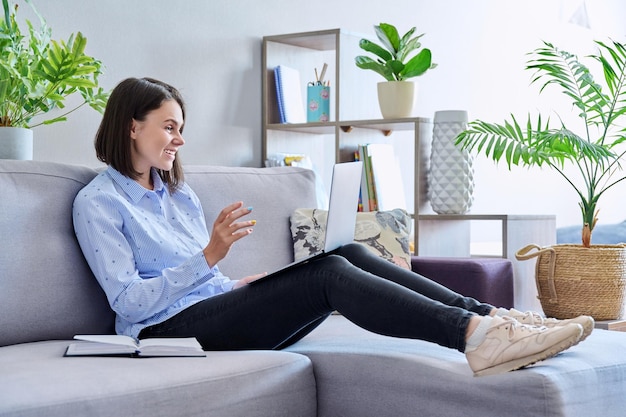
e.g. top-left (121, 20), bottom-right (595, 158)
top-left (63, 78), bottom-right (97, 88)
top-left (358, 38), bottom-right (392, 62)
top-left (2, 0), bottom-right (10, 28)
top-left (355, 56), bottom-right (394, 81)
top-left (70, 32), bottom-right (87, 59)
top-left (387, 59), bottom-right (404, 77)
top-left (41, 115), bottom-right (67, 124)
top-left (400, 49), bottom-right (432, 79)
top-left (398, 35), bottom-right (423, 62)
top-left (399, 26), bottom-right (417, 49)
top-left (375, 23), bottom-right (400, 54)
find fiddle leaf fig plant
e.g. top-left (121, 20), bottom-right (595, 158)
top-left (455, 40), bottom-right (626, 247)
top-left (0, 0), bottom-right (109, 128)
top-left (355, 23), bottom-right (437, 81)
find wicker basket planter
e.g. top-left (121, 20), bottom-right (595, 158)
top-left (516, 244), bottom-right (626, 320)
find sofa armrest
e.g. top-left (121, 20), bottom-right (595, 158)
top-left (411, 256), bottom-right (514, 309)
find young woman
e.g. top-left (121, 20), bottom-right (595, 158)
top-left (73, 77), bottom-right (592, 377)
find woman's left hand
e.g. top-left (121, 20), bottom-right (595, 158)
top-left (233, 272), bottom-right (268, 290)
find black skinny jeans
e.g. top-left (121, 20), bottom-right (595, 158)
top-left (139, 243), bottom-right (494, 352)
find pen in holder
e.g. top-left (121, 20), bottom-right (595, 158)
top-left (307, 83), bottom-right (330, 122)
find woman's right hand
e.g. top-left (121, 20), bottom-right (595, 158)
top-left (203, 201), bottom-right (256, 268)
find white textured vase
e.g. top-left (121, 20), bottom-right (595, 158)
top-left (0, 127), bottom-right (33, 160)
top-left (428, 110), bottom-right (474, 214)
top-left (377, 81), bottom-right (416, 119)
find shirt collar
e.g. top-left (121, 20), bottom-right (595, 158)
top-left (106, 166), bottom-right (166, 203)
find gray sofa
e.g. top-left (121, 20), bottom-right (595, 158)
top-left (2, 160), bottom-right (626, 417)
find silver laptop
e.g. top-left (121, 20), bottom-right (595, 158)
top-left (252, 161), bottom-right (363, 282)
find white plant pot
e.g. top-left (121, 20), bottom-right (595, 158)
top-left (377, 81), bottom-right (416, 119)
top-left (0, 127), bottom-right (33, 160)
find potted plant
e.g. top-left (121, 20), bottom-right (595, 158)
top-left (0, 0), bottom-right (109, 159)
top-left (455, 40), bottom-right (626, 320)
top-left (355, 23), bottom-right (436, 119)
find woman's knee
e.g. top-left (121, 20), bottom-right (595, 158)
top-left (319, 253), bottom-right (354, 269)
top-left (338, 242), bottom-right (370, 258)
top-left (310, 253), bottom-right (370, 282)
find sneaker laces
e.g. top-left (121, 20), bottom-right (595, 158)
top-left (519, 311), bottom-right (548, 326)
top-left (509, 309), bottom-right (563, 326)
top-left (495, 316), bottom-right (546, 341)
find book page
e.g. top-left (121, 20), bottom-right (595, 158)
top-left (74, 334), bottom-right (138, 348)
top-left (138, 337), bottom-right (202, 350)
top-left (137, 337), bottom-right (205, 357)
top-left (65, 342), bottom-right (137, 356)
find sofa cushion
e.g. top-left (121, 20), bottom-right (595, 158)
top-left (0, 340), bottom-right (316, 417)
top-left (184, 165), bottom-right (318, 280)
top-left (290, 208), bottom-right (412, 269)
top-left (288, 315), bottom-right (626, 417)
top-left (0, 160), bottom-right (113, 347)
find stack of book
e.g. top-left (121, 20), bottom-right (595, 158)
top-left (355, 143), bottom-right (407, 212)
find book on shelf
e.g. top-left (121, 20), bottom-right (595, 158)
top-left (355, 145), bottom-right (377, 212)
top-left (354, 150), bottom-right (365, 211)
top-left (64, 335), bottom-right (206, 357)
top-left (355, 143), bottom-right (407, 212)
top-left (367, 143), bottom-right (407, 211)
top-left (273, 65), bottom-right (306, 124)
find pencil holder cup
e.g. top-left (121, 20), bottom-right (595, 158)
top-left (307, 84), bottom-right (330, 122)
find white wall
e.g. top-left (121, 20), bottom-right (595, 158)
top-left (17, 0), bottom-right (626, 228)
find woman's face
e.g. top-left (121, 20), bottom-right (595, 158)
top-left (130, 99), bottom-right (185, 175)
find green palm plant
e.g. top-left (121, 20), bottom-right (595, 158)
top-left (455, 40), bottom-right (626, 248)
top-left (355, 23), bottom-right (436, 81)
top-left (0, 0), bottom-right (108, 128)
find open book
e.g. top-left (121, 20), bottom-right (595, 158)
top-left (65, 335), bottom-right (206, 357)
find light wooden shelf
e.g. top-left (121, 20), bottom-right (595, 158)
top-left (265, 117), bottom-right (432, 136)
top-left (264, 28), bottom-right (341, 51)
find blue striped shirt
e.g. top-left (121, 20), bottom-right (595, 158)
top-left (73, 167), bottom-right (234, 339)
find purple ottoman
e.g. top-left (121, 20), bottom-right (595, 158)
top-left (411, 257), bottom-right (514, 309)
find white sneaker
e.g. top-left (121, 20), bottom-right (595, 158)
top-left (466, 316), bottom-right (583, 377)
top-left (508, 308), bottom-right (594, 342)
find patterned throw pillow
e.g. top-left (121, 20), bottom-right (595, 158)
top-left (289, 208), bottom-right (412, 269)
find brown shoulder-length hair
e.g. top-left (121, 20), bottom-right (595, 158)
top-left (95, 77), bottom-right (186, 192)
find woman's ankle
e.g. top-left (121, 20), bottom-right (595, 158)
top-left (465, 316), bottom-right (494, 352)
